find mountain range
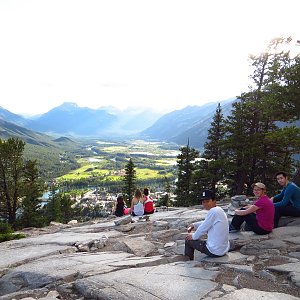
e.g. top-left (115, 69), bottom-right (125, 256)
top-left (0, 99), bottom-right (235, 149)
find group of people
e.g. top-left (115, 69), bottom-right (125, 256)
top-left (112, 188), bottom-right (155, 217)
top-left (185, 171), bottom-right (300, 260)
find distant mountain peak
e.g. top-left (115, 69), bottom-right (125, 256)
top-left (55, 102), bottom-right (80, 111)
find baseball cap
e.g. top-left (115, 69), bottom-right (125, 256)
top-left (200, 189), bottom-right (215, 200)
top-left (251, 182), bottom-right (266, 190)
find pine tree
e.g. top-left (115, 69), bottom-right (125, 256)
top-left (45, 185), bottom-right (63, 223)
top-left (123, 158), bottom-right (136, 205)
top-left (158, 176), bottom-right (171, 207)
top-left (175, 143), bottom-right (199, 206)
top-left (224, 37), bottom-right (300, 195)
top-left (19, 160), bottom-right (45, 228)
top-left (202, 103), bottom-right (227, 194)
top-left (0, 138), bottom-right (25, 227)
top-left (60, 193), bottom-right (75, 223)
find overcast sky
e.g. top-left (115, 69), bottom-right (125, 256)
top-left (0, 0), bottom-right (299, 115)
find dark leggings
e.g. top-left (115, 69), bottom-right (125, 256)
top-left (274, 205), bottom-right (300, 228)
top-left (184, 240), bottom-right (224, 260)
top-left (231, 213), bottom-right (271, 235)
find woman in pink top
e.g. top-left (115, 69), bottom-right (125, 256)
top-left (229, 182), bottom-right (274, 235)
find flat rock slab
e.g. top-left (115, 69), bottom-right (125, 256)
top-left (196, 251), bottom-right (248, 264)
top-left (268, 262), bottom-right (300, 287)
top-left (123, 238), bottom-right (156, 256)
top-left (0, 251), bottom-right (179, 296)
top-left (289, 252), bottom-right (300, 259)
top-left (0, 244), bottom-right (72, 269)
top-left (74, 262), bottom-right (218, 300)
top-left (218, 288), bottom-right (300, 299)
top-left (269, 226), bottom-right (300, 239)
top-left (0, 252), bottom-right (132, 295)
top-left (63, 221), bottom-right (116, 233)
top-left (11, 230), bottom-right (123, 246)
top-left (282, 236), bottom-right (300, 244)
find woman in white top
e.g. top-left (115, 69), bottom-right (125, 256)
top-left (131, 189), bottom-right (144, 216)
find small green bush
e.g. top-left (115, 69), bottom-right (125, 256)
top-left (0, 233), bottom-right (26, 243)
top-left (0, 222), bottom-right (13, 234)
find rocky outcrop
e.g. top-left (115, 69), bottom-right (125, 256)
top-left (0, 204), bottom-right (300, 299)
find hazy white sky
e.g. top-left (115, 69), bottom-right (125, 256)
top-left (0, 0), bottom-right (299, 115)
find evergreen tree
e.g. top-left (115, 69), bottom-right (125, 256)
top-left (60, 193), bottom-right (75, 223)
top-left (190, 159), bottom-right (212, 204)
top-left (45, 185), bottom-right (63, 223)
top-left (202, 103), bottom-right (227, 194)
top-left (175, 143), bottom-right (199, 206)
top-left (19, 160), bottom-right (45, 228)
top-left (224, 37), bottom-right (300, 195)
top-left (0, 138), bottom-right (25, 227)
top-left (123, 158), bottom-right (136, 205)
top-left (157, 176), bottom-right (171, 207)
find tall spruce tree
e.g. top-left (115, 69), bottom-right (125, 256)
top-left (60, 193), bottom-right (75, 223)
top-left (19, 160), bottom-right (45, 228)
top-left (175, 143), bottom-right (199, 206)
top-left (202, 103), bottom-right (227, 194)
top-left (123, 158), bottom-right (136, 205)
top-left (224, 37), bottom-right (300, 195)
top-left (45, 185), bottom-right (63, 223)
top-left (0, 138), bottom-right (25, 227)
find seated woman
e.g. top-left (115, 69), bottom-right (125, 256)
top-left (113, 195), bottom-right (126, 217)
top-left (229, 182), bottom-right (274, 235)
top-left (143, 188), bottom-right (154, 215)
top-left (131, 189), bottom-right (144, 216)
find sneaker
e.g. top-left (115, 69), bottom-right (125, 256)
top-left (229, 224), bottom-right (239, 233)
top-left (229, 240), bottom-right (236, 251)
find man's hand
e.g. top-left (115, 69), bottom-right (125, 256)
top-left (234, 209), bottom-right (243, 216)
top-left (186, 234), bottom-right (193, 240)
top-left (187, 224), bottom-right (194, 233)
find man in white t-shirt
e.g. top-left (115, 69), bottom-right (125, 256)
top-left (185, 190), bottom-right (230, 260)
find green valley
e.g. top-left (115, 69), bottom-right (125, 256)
top-left (55, 139), bottom-right (180, 190)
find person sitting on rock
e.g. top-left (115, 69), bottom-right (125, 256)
top-left (271, 171), bottom-right (300, 228)
top-left (143, 188), bottom-right (154, 215)
top-left (185, 190), bottom-right (230, 260)
top-left (113, 195), bottom-right (126, 217)
top-left (131, 189), bottom-right (145, 216)
top-left (229, 183), bottom-right (274, 235)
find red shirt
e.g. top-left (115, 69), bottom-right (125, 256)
top-left (144, 196), bottom-right (154, 213)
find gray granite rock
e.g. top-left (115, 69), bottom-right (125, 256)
top-left (74, 263), bottom-right (218, 300)
top-left (123, 238), bottom-right (157, 256)
top-left (219, 288), bottom-right (300, 299)
top-left (1, 207), bottom-right (300, 299)
top-left (267, 262), bottom-right (300, 287)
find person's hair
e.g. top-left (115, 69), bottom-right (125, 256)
top-left (275, 171), bottom-right (288, 178)
top-left (135, 189), bottom-right (142, 198)
top-left (143, 188), bottom-right (149, 196)
top-left (117, 195), bottom-right (124, 204)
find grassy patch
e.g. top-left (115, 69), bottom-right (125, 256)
top-left (0, 233), bottom-right (26, 243)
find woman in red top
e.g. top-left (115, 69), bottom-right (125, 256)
top-left (143, 188), bottom-right (154, 215)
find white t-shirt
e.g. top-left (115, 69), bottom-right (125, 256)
top-left (192, 206), bottom-right (230, 256)
top-left (133, 200), bottom-right (144, 216)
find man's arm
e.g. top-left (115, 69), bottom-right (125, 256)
top-left (273, 189), bottom-right (284, 202)
top-left (191, 212), bottom-right (214, 240)
top-left (235, 205), bottom-right (258, 216)
top-left (274, 186), bottom-right (293, 207)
